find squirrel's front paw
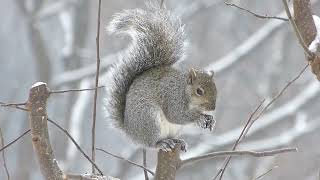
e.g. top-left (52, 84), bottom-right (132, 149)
top-left (198, 114), bottom-right (216, 131)
top-left (156, 138), bottom-right (187, 152)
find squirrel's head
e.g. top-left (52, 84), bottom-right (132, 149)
top-left (186, 68), bottom-right (217, 112)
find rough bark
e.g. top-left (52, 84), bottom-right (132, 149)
top-left (293, 0), bottom-right (320, 80)
top-left (26, 82), bottom-right (64, 180)
top-left (155, 146), bottom-right (181, 180)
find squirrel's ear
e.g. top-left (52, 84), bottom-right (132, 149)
top-left (187, 68), bottom-right (197, 85)
top-left (208, 70), bottom-right (215, 78)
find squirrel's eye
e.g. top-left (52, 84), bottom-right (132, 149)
top-left (196, 87), bottom-right (204, 96)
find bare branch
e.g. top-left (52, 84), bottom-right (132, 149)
top-left (0, 129), bottom-right (30, 153)
top-left (252, 165), bottom-right (279, 180)
top-left (241, 115), bottom-right (320, 150)
top-left (0, 101), bottom-right (28, 111)
top-left (181, 148), bottom-right (296, 167)
top-left (160, 0), bottom-right (164, 8)
top-left (282, 0), bottom-right (314, 58)
top-left (155, 146), bottom-right (181, 180)
top-left (143, 149), bottom-right (149, 179)
top-left (50, 86), bottom-right (105, 94)
top-left (65, 173), bottom-right (119, 180)
top-left (92, 0), bottom-right (102, 173)
top-left (225, 2), bottom-right (289, 21)
top-left (217, 64), bottom-right (308, 179)
top-left (65, 80), bottom-right (92, 168)
top-left (0, 128), bottom-right (10, 180)
top-left (27, 82), bottom-right (64, 179)
top-left (1, 82), bottom-right (104, 175)
top-left (47, 118), bottom-right (103, 175)
top-left (293, 0), bottom-right (320, 80)
top-left (97, 148), bottom-right (155, 176)
top-left (293, 0), bottom-right (317, 47)
top-left (251, 64), bottom-right (309, 124)
top-left (216, 99), bottom-right (265, 179)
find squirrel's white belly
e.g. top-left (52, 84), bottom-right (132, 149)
top-left (158, 111), bottom-right (182, 139)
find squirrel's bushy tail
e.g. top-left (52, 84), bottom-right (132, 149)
top-left (105, 2), bottom-right (186, 128)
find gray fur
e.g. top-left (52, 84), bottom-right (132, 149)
top-left (105, 2), bottom-right (186, 129)
top-left (105, 3), bottom-right (217, 149)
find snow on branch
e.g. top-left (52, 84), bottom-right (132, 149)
top-left (309, 15), bottom-right (320, 56)
top-left (292, 0), bottom-right (320, 80)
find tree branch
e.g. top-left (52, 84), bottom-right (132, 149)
top-left (155, 146), bottom-right (181, 180)
top-left (282, 0), bottom-right (314, 57)
top-left (26, 82), bottom-right (64, 180)
top-left (0, 129), bottom-right (30, 153)
top-left (252, 165), bottom-right (278, 180)
top-left (181, 148), bottom-right (296, 167)
top-left (91, 0), bottom-right (102, 173)
top-left (64, 173), bottom-right (119, 180)
top-left (47, 118), bottom-right (103, 175)
top-left (97, 148), bottom-right (155, 176)
top-left (293, 0), bottom-right (320, 80)
top-left (0, 101), bottom-right (28, 111)
top-left (225, 2), bottom-right (288, 21)
top-left (215, 99), bottom-right (266, 179)
top-left (0, 128), bottom-right (10, 180)
top-left (50, 86), bottom-right (105, 94)
top-left (143, 149), bottom-right (149, 179)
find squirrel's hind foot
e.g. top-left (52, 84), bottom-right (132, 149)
top-left (156, 138), bottom-right (187, 152)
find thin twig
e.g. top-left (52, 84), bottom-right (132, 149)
top-left (64, 173), bottom-right (115, 180)
top-left (47, 118), bottom-right (103, 175)
top-left (0, 101), bottom-right (28, 111)
top-left (242, 64), bottom-right (309, 136)
top-left (225, 2), bottom-right (288, 21)
top-left (143, 149), bottom-right (149, 180)
top-left (216, 99), bottom-right (265, 179)
top-left (160, 0), bottom-right (165, 8)
top-left (213, 171), bottom-right (221, 180)
top-left (50, 86), bottom-right (105, 94)
top-left (282, 0), bottom-right (314, 58)
top-left (217, 63), bottom-right (309, 180)
top-left (181, 148), bottom-right (296, 167)
top-left (0, 129), bottom-right (30, 153)
top-left (0, 128), bottom-right (10, 180)
top-left (252, 165), bottom-right (278, 180)
top-left (252, 64), bottom-right (309, 123)
top-left (92, 0), bottom-right (102, 173)
top-left (0, 102), bottom-right (26, 106)
top-left (96, 148), bottom-right (155, 176)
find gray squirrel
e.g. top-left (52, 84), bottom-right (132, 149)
top-left (105, 2), bottom-right (217, 152)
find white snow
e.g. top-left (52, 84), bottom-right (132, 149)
top-left (31, 82), bottom-right (46, 88)
top-left (308, 15), bottom-right (320, 55)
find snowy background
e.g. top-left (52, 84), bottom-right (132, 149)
top-left (0, 0), bottom-right (320, 179)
